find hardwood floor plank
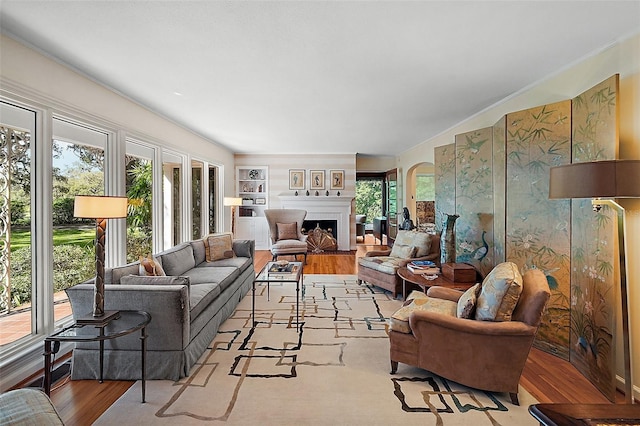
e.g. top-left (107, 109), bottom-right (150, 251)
top-left (46, 247), bottom-right (620, 424)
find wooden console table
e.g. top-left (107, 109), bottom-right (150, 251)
top-left (397, 267), bottom-right (474, 300)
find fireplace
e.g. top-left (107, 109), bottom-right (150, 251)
top-left (302, 220), bottom-right (337, 238)
top-left (279, 195), bottom-right (353, 250)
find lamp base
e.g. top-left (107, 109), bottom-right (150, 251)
top-left (76, 310), bottom-right (120, 325)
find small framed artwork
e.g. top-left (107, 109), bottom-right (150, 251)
top-left (310, 170), bottom-right (325, 189)
top-left (289, 169), bottom-right (305, 190)
top-left (255, 197), bottom-right (266, 205)
top-left (330, 170), bottom-right (344, 190)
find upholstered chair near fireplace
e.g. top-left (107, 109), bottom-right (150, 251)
top-left (357, 230), bottom-right (440, 298)
top-left (265, 209), bottom-right (308, 263)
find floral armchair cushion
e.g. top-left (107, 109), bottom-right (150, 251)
top-left (390, 290), bottom-right (456, 333)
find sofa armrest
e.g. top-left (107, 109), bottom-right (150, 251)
top-left (66, 283), bottom-right (190, 350)
top-left (233, 239), bottom-right (255, 259)
top-left (426, 286), bottom-right (464, 302)
top-left (409, 310), bottom-right (537, 337)
top-left (365, 249), bottom-right (391, 257)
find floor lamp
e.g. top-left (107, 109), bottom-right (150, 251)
top-left (224, 197), bottom-right (243, 236)
top-left (74, 195), bottom-right (128, 322)
top-left (549, 159), bottom-right (640, 404)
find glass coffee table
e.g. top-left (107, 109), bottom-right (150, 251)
top-left (43, 310), bottom-right (151, 402)
top-left (253, 261), bottom-right (304, 330)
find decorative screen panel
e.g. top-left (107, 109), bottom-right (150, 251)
top-left (570, 74), bottom-right (619, 401)
top-left (434, 144), bottom-right (456, 233)
top-left (505, 100), bottom-right (572, 360)
top-left (455, 127), bottom-right (494, 276)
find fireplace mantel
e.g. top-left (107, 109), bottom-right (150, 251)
top-left (279, 194), bottom-right (354, 250)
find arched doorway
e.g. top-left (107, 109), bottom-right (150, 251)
top-left (406, 162), bottom-right (435, 229)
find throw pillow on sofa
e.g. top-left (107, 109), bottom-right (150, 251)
top-left (456, 283), bottom-right (481, 319)
top-left (393, 230), bottom-right (432, 257)
top-left (389, 243), bottom-right (417, 259)
top-left (139, 255), bottom-right (165, 276)
top-left (276, 222), bottom-right (298, 240)
top-left (204, 233), bottom-right (234, 261)
top-left (475, 262), bottom-right (523, 321)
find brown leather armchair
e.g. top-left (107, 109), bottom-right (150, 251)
top-left (389, 268), bottom-right (550, 405)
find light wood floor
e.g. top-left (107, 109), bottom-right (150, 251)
top-left (45, 240), bottom-right (619, 425)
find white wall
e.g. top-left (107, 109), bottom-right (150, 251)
top-left (0, 34), bottom-right (237, 232)
top-left (235, 153), bottom-right (357, 247)
top-left (398, 32), bottom-right (640, 398)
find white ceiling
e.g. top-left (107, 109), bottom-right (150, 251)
top-left (1, 1), bottom-right (639, 156)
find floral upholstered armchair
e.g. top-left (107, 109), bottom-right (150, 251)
top-left (357, 230), bottom-right (440, 299)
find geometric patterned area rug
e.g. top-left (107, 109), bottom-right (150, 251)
top-left (96, 274), bottom-right (537, 425)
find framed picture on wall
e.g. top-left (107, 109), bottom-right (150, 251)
top-left (289, 169), bottom-right (305, 190)
top-left (330, 170), bottom-right (344, 190)
top-left (310, 170), bottom-right (325, 189)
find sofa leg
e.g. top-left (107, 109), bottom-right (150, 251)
top-left (390, 360), bottom-right (398, 374)
top-left (509, 392), bottom-right (519, 405)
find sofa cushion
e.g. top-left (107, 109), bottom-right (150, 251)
top-left (457, 283), bottom-right (481, 319)
top-left (389, 244), bottom-right (417, 259)
top-left (393, 230), bottom-right (433, 258)
top-left (120, 275), bottom-right (190, 288)
top-left (158, 243), bottom-right (196, 276)
top-left (198, 256), bottom-right (252, 271)
top-left (183, 266), bottom-right (239, 290)
top-left (204, 233), bottom-right (234, 262)
top-left (139, 255), bottom-right (166, 276)
top-left (358, 255), bottom-right (405, 275)
top-left (390, 293), bottom-right (456, 333)
top-left (190, 239), bottom-right (207, 265)
top-left (475, 262), bottom-right (523, 321)
top-left (106, 262), bottom-right (140, 284)
top-left (189, 283), bottom-right (222, 319)
top-left (276, 222), bottom-right (298, 241)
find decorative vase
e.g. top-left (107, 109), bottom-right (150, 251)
top-left (440, 213), bottom-right (459, 265)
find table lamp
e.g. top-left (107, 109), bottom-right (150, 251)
top-left (74, 195), bottom-right (128, 321)
top-left (224, 197), bottom-right (243, 236)
top-left (549, 159), bottom-right (640, 404)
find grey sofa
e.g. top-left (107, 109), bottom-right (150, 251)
top-left (65, 236), bottom-right (255, 381)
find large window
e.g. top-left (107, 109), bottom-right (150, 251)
top-left (51, 139), bottom-right (103, 324)
top-left (192, 160), bottom-right (203, 240)
top-left (162, 152), bottom-right (182, 249)
top-left (355, 177), bottom-right (383, 224)
top-left (126, 141), bottom-right (154, 262)
top-left (416, 174), bottom-right (435, 201)
top-left (1, 118), bottom-right (33, 348)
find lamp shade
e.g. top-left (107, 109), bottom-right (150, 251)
top-left (74, 195), bottom-right (128, 219)
top-left (223, 197), bottom-right (243, 207)
top-left (549, 159), bottom-right (640, 199)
